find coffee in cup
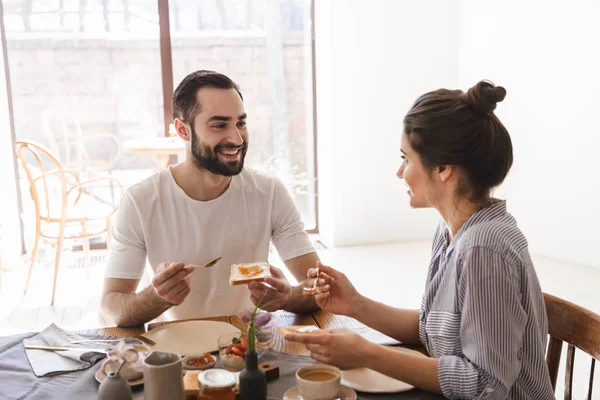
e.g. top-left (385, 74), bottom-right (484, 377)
top-left (295, 364), bottom-right (341, 400)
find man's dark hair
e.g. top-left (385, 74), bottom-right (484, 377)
top-left (172, 70), bottom-right (243, 124)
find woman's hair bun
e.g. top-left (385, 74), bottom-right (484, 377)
top-left (464, 80), bottom-right (506, 115)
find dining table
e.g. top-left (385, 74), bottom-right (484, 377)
top-left (121, 136), bottom-right (185, 170)
top-left (0, 310), bottom-right (446, 399)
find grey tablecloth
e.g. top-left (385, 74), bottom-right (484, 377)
top-left (0, 332), bottom-right (446, 399)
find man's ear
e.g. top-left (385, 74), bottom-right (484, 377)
top-left (174, 118), bottom-right (191, 142)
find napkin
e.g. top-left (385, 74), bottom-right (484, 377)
top-left (23, 323), bottom-right (108, 377)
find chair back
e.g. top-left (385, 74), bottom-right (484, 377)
top-left (15, 140), bottom-right (68, 221)
top-left (545, 292), bottom-right (600, 399)
top-left (41, 108), bottom-right (88, 171)
top-left (42, 108), bottom-right (120, 172)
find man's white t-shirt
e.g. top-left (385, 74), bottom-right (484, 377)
top-left (104, 167), bottom-right (315, 320)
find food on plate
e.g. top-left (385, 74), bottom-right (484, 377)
top-left (276, 325), bottom-right (325, 336)
top-left (302, 286), bottom-right (321, 295)
top-left (229, 262), bottom-right (271, 286)
top-left (220, 337), bottom-right (248, 372)
top-left (302, 267), bottom-right (321, 295)
top-left (184, 353), bottom-right (216, 369)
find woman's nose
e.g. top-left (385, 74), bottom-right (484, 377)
top-left (397, 164), bottom-right (405, 179)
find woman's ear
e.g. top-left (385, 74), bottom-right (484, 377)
top-left (437, 165), bottom-right (453, 182)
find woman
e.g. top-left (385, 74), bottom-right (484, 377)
top-left (285, 81), bottom-right (555, 399)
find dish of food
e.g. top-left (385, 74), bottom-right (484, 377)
top-left (229, 262), bottom-right (271, 286)
top-left (276, 326), bottom-right (325, 336)
top-left (302, 286), bottom-right (321, 295)
top-left (182, 353), bottom-right (217, 370)
top-left (219, 336), bottom-right (248, 372)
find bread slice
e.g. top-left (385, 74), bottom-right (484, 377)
top-left (276, 325), bottom-right (325, 336)
top-left (229, 262), bottom-right (271, 286)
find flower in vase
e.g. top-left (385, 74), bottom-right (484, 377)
top-left (103, 340), bottom-right (146, 380)
top-left (237, 307), bottom-right (273, 353)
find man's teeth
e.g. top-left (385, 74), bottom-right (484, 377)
top-left (219, 149), bottom-right (239, 155)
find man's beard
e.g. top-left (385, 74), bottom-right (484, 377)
top-left (190, 126), bottom-right (247, 176)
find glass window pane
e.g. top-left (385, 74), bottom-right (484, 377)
top-left (169, 0), bottom-right (316, 230)
top-left (3, 0), bottom-right (164, 250)
top-left (4, 0), bottom-right (164, 178)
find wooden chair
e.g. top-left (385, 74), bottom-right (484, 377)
top-left (545, 292), bottom-right (600, 399)
top-left (15, 140), bottom-right (123, 306)
top-left (41, 108), bottom-right (121, 175)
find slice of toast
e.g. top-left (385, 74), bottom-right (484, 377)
top-left (229, 262), bottom-right (271, 286)
top-left (276, 325), bottom-right (325, 336)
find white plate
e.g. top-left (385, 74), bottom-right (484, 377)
top-left (144, 321), bottom-right (240, 356)
top-left (341, 346), bottom-right (427, 393)
top-left (283, 385), bottom-right (357, 400)
top-left (95, 368), bottom-right (144, 387)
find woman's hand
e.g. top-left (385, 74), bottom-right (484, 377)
top-left (284, 328), bottom-right (374, 370)
top-left (308, 261), bottom-right (362, 317)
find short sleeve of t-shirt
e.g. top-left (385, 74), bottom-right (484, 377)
top-left (104, 190), bottom-right (147, 280)
top-left (270, 178), bottom-right (315, 261)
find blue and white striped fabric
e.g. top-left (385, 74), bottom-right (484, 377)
top-left (419, 200), bottom-right (555, 399)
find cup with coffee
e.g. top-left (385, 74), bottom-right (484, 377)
top-left (295, 364), bottom-right (341, 400)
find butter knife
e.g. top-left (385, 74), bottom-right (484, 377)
top-left (24, 344), bottom-right (108, 353)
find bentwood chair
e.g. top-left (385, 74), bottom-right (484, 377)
top-left (15, 140), bottom-right (123, 305)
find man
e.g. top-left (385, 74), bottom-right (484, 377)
top-left (100, 70), bottom-right (319, 327)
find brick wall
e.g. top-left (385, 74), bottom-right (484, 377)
top-left (7, 33), bottom-right (311, 173)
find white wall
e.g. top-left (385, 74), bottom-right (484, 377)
top-left (315, 0), bottom-right (459, 247)
top-left (459, 0), bottom-right (600, 268)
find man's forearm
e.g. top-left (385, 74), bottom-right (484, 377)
top-left (100, 286), bottom-right (172, 327)
top-left (282, 281), bottom-right (319, 313)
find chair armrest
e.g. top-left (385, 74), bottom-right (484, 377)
top-left (66, 177), bottom-right (124, 215)
top-left (31, 168), bottom-right (84, 203)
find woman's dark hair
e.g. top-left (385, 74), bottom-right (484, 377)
top-left (172, 70), bottom-right (243, 124)
top-left (403, 80), bottom-right (512, 204)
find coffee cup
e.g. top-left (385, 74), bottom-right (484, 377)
top-left (295, 364), bottom-right (341, 400)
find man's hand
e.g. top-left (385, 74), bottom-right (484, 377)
top-left (247, 265), bottom-right (291, 311)
top-left (151, 262), bottom-right (194, 305)
top-left (284, 328), bottom-right (374, 370)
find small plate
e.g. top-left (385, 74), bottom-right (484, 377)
top-left (182, 353), bottom-right (217, 370)
top-left (283, 385), bottom-right (357, 400)
top-left (95, 368), bottom-right (144, 387)
top-left (341, 346), bottom-right (426, 393)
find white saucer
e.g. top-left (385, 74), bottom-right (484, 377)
top-left (95, 369), bottom-right (144, 387)
top-left (283, 385), bottom-right (357, 400)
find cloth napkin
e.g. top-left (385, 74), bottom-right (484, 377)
top-left (23, 323), bottom-right (108, 377)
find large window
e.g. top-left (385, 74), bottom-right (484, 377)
top-left (2, 0), bottom-right (317, 253)
top-left (167, 0), bottom-right (317, 230)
